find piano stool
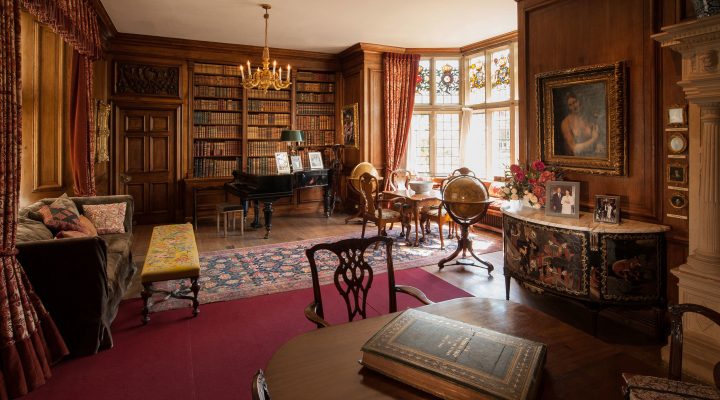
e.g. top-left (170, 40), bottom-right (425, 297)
top-left (216, 203), bottom-right (244, 237)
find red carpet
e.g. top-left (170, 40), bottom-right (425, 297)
top-left (26, 268), bottom-right (471, 400)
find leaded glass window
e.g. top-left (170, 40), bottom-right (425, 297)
top-left (468, 55), bottom-right (486, 104)
top-left (490, 49), bottom-right (511, 102)
top-left (490, 109), bottom-right (511, 177)
top-left (415, 60), bottom-right (431, 105)
top-left (435, 59), bottom-right (459, 104)
top-left (409, 114), bottom-right (430, 176)
top-left (435, 113), bottom-right (460, 176)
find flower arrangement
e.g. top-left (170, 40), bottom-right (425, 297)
top-left (501, 160), bottom-right (562, 209)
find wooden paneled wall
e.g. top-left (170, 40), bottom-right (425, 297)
top-left (517, 0), bottom-right (690, 303)
top-left (19, 12), bottom-right (75, 206)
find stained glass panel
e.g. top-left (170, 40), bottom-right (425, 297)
top-left (415, 60), bottom-right (431, 105)
top-left (490, 109), bottom-right (511, 177)
top-left (490, 49), bottom-right (511, 102)
top-left (409, 114), bottom-right (430, 176)
top-left (435, 59), bottom-right (460, 104)
top-left (435, 113), bottom-right (460, 175)
top-left (468, 55), bottom-right (486, 104)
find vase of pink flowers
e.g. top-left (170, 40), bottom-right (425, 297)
top-left (501, 160), bottom-right (562, 209)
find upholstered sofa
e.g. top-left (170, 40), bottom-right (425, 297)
top-left (16, 195), bottom-right (135, 357)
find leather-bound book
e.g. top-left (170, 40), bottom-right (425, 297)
top-left (360, 309), bottom-right (546, 400)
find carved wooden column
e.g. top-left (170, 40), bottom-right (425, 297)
top-left (654, 15), bottom-right (720, 384)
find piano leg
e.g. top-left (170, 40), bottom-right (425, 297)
top-left (323, 185), bottom-right (332, 218)
top-left (263, 201), bottom-right (274, 239)
top-left (251, 200), bottom-right (262, 229)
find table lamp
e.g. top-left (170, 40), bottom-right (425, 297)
top-left (281, 130), bottom-right (305, 155)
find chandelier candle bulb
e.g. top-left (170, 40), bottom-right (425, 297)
top-left (239, 66), bottom-right (245, 80)
top-left (273, 60), bottom-right (276, 75)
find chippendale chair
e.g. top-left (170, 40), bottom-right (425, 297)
top-left (304, 236), bottom-right (433, 328)
top-left (388, 168), bottom-right (413, 190)
top-left (622, 303), bottom-right (720, 399)
top-left (251, 369), bottom-right (270, 400)
top-left (358, 172), bottom-right (408, 239)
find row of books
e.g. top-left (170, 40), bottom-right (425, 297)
top-left (247, 100), bottom-right (291, 113)
top-left (247, 126), bottom-right (283, 140)
top-left (297, 103), bottom-right (334, 115)
top-left (247, 141), bottom-right (286, 157)
top-left (193, 141), bottom-right (241, 157)
top-left (194, 86), bottom-right (242, 98)
top-left (194, 75), bottom-right (242, 87)
top-left (193, 158), bottom-right (239, 178)
top-left (193, 99), bottom-right (241, 111)
top-left (247, 89), bottom-right (290, 100)
top-left (296, 82), bottom-right (334, 92)
top-left (193, 111), bottom-right (241, 125)
top-left (194, 125), bottom-right (241, 138)
top-left (297, 115), bottom-right (334, 130)
top-left (296, 92), bottom-right (334, 104)
top-left (247, 157), bottom-right (278, 175)
top-left (194, 63), bottom-right (242, 76)
top-left (304, 130), bottom-right (334, 146)
top-left (247, 113), bottom-right (290, 125)
top-left (296, 71), bottom-right (335, 82)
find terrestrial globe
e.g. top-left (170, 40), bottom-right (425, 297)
top-left (442, 175), bottom-right (490, 223)
top-left (349, 162), bottom-right (379, 192)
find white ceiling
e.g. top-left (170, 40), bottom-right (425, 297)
top-left (100, 0), bottom-right (517, 54)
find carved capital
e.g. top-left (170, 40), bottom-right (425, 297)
top-left (114, 62), bottom-right (180, 97)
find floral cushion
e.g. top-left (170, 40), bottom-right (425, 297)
top-left (38, 194), bottom-right (83, 232)
top-left (82, 203), bottom-right (126, 234)
top-left (622, 374), bottom-right (720, 400)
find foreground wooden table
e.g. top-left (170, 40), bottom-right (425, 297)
top-left (265, 298), bottom-right (665, 399)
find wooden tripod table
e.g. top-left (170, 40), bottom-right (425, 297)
top-left (265, 298), bottom-right (665, 399)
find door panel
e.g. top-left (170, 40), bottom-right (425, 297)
top-left (117, 107), bottom-right (177, 224)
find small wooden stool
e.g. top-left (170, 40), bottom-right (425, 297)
top-left (141, 224), bottom-right (201, 324)
top-left (216, 203), bottom-right (244, 237)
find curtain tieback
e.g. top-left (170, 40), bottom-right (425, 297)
top-left (0, 248), bottom-right (18, 257)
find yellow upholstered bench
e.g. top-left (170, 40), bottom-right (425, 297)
top-left (141, 224), bottom-right (201, 324)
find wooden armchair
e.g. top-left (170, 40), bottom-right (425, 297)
top-left (304, 236), bottom-right (433, 328)
top-left (358, 172), bottom-right (408, 239)
top-left (251, 369), bottom-right (270, 400)
top-left (622, 303), bottom-right (720, 399)
top-left (388, 168), bottom-right (413, 190)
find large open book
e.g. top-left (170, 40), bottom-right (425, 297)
top-left (361, 309), bottom-right (546, 400)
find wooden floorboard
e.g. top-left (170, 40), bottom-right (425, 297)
top-left (129, 211), bottom-right (666, 377)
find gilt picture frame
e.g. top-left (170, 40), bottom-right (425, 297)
top-left (342, 103), bottom-right (359, 149)
top-left (536, 62), bottom-right (627, 176)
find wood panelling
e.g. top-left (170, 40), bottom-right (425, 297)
top-left (19, 12), bottom-right (74, 206)
top-left (518, 0), bottom-right (660, 221)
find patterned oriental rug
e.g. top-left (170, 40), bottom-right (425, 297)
top-left (154, 229), bottom-right (501, 311)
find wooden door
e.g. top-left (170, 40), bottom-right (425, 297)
top-left (116, 107), bottom-right (178, 224)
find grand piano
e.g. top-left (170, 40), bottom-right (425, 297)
top-left (224, 167), bottom-right (337, 238)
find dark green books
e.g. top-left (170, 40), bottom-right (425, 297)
top-left (361, 309), bottom-right (546, 400)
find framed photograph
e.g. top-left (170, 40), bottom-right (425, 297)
top-left (342, 103), bottom-right (359, 149)
top-left (667, 132), bottom-right (688, 154)
top-left (308, 151), bottom-right (324, 169)
top-left (545, 181), bottom-right (581, 218)
top-left (594, 195), bottom-right (621, 224)
top-left (536, 62), bottom-right (627, 176)
top-left (667, 104), bottom-right (687, 127)
top-left (274, 152), bottom-right (290, 174)
top-left (667, 163), bottom-right (687, 185)
top-left (290, 155), bottom-right (303, 171)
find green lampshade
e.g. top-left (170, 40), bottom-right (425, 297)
top-left (280, 130), bottom-right (305, 142)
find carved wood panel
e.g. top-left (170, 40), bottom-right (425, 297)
top-left (113, 61), bottom-right (180, 97)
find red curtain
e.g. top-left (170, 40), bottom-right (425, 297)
top-left (23, 0), bottom-right (102, 196)
top-left (0, 1), bottom-right (69, 399)
top-left (383, 53), bottom-right (419, 189)
top-left (70, 52), bottom-right (96, 196)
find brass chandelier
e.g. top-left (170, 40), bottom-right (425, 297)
top-left (239, 4), bottom-right (291, 91)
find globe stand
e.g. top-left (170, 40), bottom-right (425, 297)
top-left (437, 174), bottom-right (494, 275)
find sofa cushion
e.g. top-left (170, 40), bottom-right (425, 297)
top-left (20, 200), bottom-right (48, 222)
top-left (55, 216), bottom-right (98, 239)
top-left (38, 194), bottom-right (84, 232)
top-left (83, 203), bottom-right (127, 234)
top-left (16, 216), bottom-right (54, 242)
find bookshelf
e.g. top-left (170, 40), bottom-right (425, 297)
top-left (246, 88), bottom-right (292, 174)
top-left (295, 71), bottom-right (337, 169)
top-left (191, 62), bottom-right (243, 178)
